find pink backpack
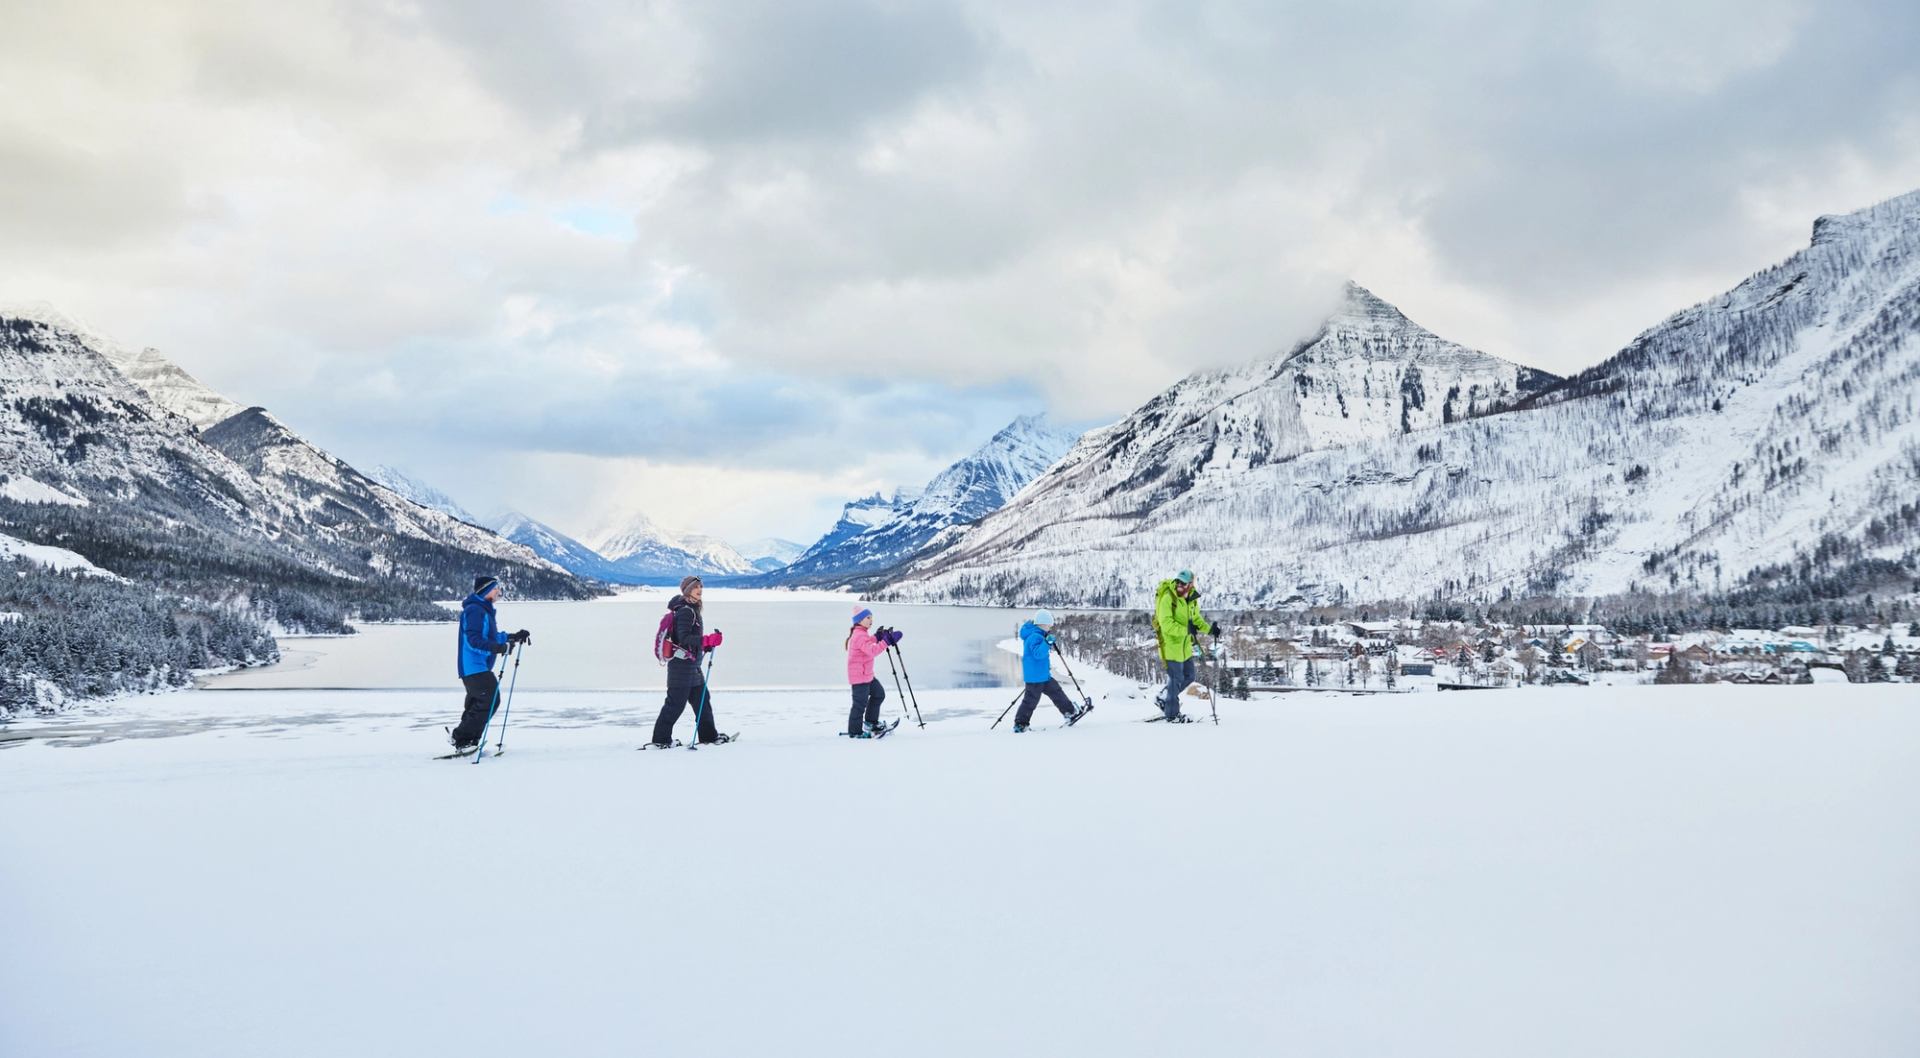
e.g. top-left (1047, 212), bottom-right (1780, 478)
top-left (653, 609), bottom-right (680, 663)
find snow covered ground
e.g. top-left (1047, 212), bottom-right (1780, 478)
top-left (0, 529), bottom-right (119, 576)
top-left (3, 674), bottom-right (1917, 1057)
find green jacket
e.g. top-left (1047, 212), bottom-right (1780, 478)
top-left (1153, 579), bottom-right (1215, 663)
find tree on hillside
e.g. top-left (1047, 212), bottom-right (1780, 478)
top-left (1516, 644), bottom-right (1543, 683)
top-left (1843, 650), bottom-right (1869, 684)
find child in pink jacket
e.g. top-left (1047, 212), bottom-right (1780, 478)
top-left (846, 607), bottom-right (902, 737)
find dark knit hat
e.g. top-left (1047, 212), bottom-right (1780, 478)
top-left (473, 575), bottom-right (501, 596)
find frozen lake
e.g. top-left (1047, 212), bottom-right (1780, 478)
top-left (206, 589), bottom-right (1034, 693)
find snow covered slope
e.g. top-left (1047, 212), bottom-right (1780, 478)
top-left (368, 465), bottom-right (479, 525)
top-left (202, 408), bottom-right (564, 575)
top-left (881, 285), bottom-right (1560, 605)
top-left (0, 302), bottom-right (242, 431)
top-left (589, 510), bottom-right (759, 581)
top-left (0, 316), bottom-right (276, 529)
top-left (770, 415), bottom-right (1081, 586)
top-left (3, 680), bottom-right (1915, 1058)
top-left (888, 193), bottom-right (1920, 609)
top-left (0, 313), bottom-right (584, 608)
top-left (0, 531), bottom-right (119, 577)
top-left (99, 346), bottom-right (243, 430)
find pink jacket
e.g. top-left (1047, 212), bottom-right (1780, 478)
top-left (847, 630), bottom-right (889, 685)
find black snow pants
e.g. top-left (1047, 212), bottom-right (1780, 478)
top-left (848, 678), bottom-right (887, 736)
top-left (1015, 678), bottom-right (1077, 727)
top-left (452, 671), bottom-right (499, 745)
top-left (653, 658), bottom-right (718, 745)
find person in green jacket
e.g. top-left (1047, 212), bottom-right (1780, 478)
top-left (1153, 570), bottom-right (1223, 721)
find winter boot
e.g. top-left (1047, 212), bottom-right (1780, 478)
top-left (1013, 723), bottom-right (1030, 733)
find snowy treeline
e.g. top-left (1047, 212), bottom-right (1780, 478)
top-left (0, 558), bottom-right (276, 713)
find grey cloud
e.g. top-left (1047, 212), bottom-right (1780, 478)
top-left (9, 0), bottom-right (1920, 538)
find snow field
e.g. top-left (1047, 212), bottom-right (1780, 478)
top-left (2, 681), bottom-right (1917, 1057)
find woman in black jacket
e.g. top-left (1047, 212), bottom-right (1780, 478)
top-left (650, 576), bottom-right (729, 747)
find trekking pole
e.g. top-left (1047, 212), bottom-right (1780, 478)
top-left (990, 687), bottom-right (1022, 730)
top-left (687, 650), bottom-right (716, 752)
top-left (473, 642), bottom-right (515, 765)
top-left (1206, 642), bottom-right (1220, 726)
top-left (492, 641), bottom-right (525, 755)
top-left (882, 645), bottom-right (910, 725)
top-left (1051, 644), bottom-right (1092, 710)
top-left (888, 643), bottom-right (925, 728)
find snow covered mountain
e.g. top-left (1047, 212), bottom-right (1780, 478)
top-left (589, 511), bottom-right (760, 582)
top-left (0, 316), bottom-right (273, 528)
top-left (881, 194), bottom-right (1920, 609)
top-left (767, 415), bottom-right (1081, 587)
top-left (0, 313), bottom-right (586, 624)
top-left (491, 511), bottom-right (635, 584)
top-left (738, 537), bottom-right (807, 573)
top-left (0, 303), bottom-right (244, 431)
top-left (202, 408), bottom-right (564, 575)
top-left (368, 464), bottom-right (479, 524)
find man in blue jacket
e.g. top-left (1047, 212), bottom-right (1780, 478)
top-left (1012, 610), bottom-right (1089, 732)
top-left (450, 575), bottom-right (530, 755)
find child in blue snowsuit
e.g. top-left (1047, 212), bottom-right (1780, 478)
top-left (1012, 610), bottom-right (1087, 732)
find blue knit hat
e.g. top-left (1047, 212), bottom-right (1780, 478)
top-left (1175, 570), bottom-right (1195, 584)
top-left (851, 607), bottom-right (873, 627)
top-left (1034, 609), bottom-right (1055, 627)
top-left (473, 576), bottom-right (501, 597)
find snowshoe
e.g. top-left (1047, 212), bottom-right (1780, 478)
top-left (639, 740), bottom-right (683, 750)
top-left (1064, 702), bottom-right (1095, 727)
top-left (1013, 723), bottom-right (1030, 733)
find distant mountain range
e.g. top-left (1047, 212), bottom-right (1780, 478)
top-left (487, 508), bottom-right (758, 586)
top-left (738, 537), bottom-right (807, 572)
top-left (756, 415), bottom-right (1080, 589)
top-left (482, 418), bottom-right (1078, 588)
top-left (879, 191), bottom-right (1920, 609)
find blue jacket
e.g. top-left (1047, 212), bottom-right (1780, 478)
top-left (1018, 621), bottom-right (1053, 683)
top-left (457, 592), bottom-right (508, 678)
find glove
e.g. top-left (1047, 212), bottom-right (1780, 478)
top-left (1210, 623), bottom-right (1225, 637)
top-left (702, 630), bottom-right (724, 650)
top-left (884, 629), bottom-right (904, 646)
top-left (1187, 621), bottom-right (1197, 637)
top-left (510, 629), bottom-right (532, 645)
top-left (1045, 634), bottom-right (1057, 646)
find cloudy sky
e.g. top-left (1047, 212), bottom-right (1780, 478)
top-left (5, 0), bottom-right (1917, 548)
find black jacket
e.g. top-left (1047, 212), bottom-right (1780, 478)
top-left (667, 594), bottom-right (705, 665)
